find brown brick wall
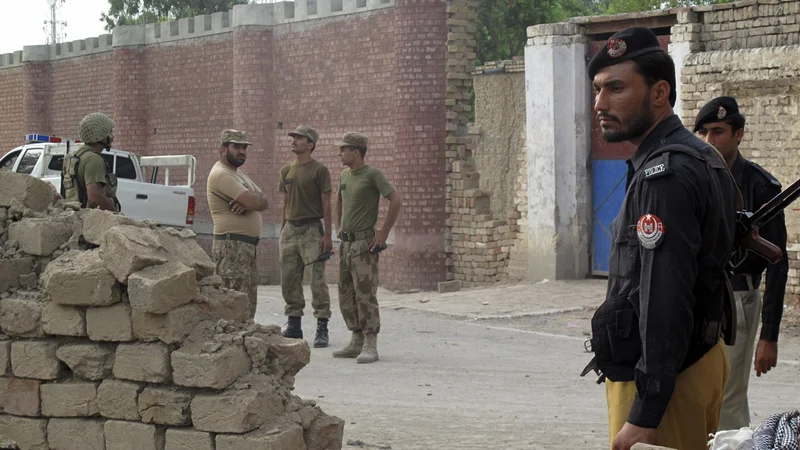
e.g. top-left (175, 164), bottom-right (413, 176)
top-left (0, 68), bottom-right (23, 148)
top-left (694, 0), bottom-right (800, 50)
top-left (0, 5), bottom-right (458, 290)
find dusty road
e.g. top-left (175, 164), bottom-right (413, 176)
top-left (255, 281), bottom-right (800, 450)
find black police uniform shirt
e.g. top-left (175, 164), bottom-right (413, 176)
top-left (729, 152), bottom-right (788, 342)
top-left (604, 114), bottom-right (738, 428)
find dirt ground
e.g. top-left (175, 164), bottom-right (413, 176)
top-left (256, 281), bottom-right (800, 450)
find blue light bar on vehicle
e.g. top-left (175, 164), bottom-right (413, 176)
top-left (24, 134), bottom-right (82, 144)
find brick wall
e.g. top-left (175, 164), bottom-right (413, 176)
top-left (694, 0), bottom-right (800, 50)
top-left (0, 2), bottom-right (458, 290)
top-left (0, 67), bottom-right (23, 148)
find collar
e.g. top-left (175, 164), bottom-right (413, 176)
top-left (730, 151), bottom-right (745, 186)
top-left (629, 114), bottom-right (685, 172)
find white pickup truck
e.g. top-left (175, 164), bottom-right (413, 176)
top-left (0, 134), bottom-right (197, 229)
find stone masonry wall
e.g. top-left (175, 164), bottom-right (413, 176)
top-left (0, 0), bottom-right (460, 291)
top-left (679, 46), bottom-right (800, 298)
top-left (0, 172), bottom-right (344, 450)
top-left (444, 57), bottom-right (526, 287)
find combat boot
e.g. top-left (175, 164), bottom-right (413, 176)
top-left (332, 331), bottom-right (364, 358)
top-left (281, 316), bottom-right (303, 339)
top-left (356, 333), bottom-right (379, 364)
top-left (314, 319), bottom-right (329, 348)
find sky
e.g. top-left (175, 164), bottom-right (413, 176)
top-left (0, 0), bottom-right (109, 55)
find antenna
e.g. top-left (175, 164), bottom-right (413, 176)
top-left (43, 0), bottom-right (67, 45)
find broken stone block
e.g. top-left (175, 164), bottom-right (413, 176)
top-left (42, 302), bottom-right (87, 336)
top-left (172, 343), bottom-right (251, 390)
top-left (11, 340), bottom-right (62, 380)
top-left (266, 335), bottom-right (311, 377)
top-left (56, 342), bottom-right (116, 380)
top-left (48, 418), bottom-right (106, 450)
top-left (80, 208), bottom-right (142, 245)
top-left (216, 422), bottom-right (307, 450)
top-left (43, 249), bottom-right (121, 306)
top-left (165, 428), bottom-right (214, 450)
top-left (128, 261), bottom-right (196, 314)
top-left (104, 420), bottom-right (166, 450)
top-left (437, 280), bottom-right (461, 293)
top-left (191, 374), bottom-right (285, 434)
top-left (97, 379), bottom-right (143, 420)
top-left (0, 340), bottom-right (9, 375)
top-left (100, 225), bottom-right (214, 283)
top-left (113, 342), bottom-right (171, 383)
top-left (0, 257), bottom-right (34, 292)
top-left (0, 377), bottom-right (41, 416)
top-left (304, 414), bottom-right (346, 450)
top-left (9, 216), bottom-right (74, 256)
top-left (87, 302), bottom-right (135, 341)
top-left (0, 172), bottom-right (55, 212)
top-left (138, 386), bottom-right (193, 426)
top-left (19, 272), bottom-right (38, 289)
top-left (0, 416), bottom-right (48, 450)
top-left (0, 296), bottom-right (46, 337)
top-left (40, 381), bottom-right (99, 417)
top-left (132, 288), bottom-right (251, 345)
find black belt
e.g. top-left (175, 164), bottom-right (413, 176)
top-left (214, 233), bottom-right (259, 246)
top-left (287, 218), bottom-right (321, 227)
top-left (731, 274), bottom-right (758, 292)
top-left (339, 230), bottom-right (375, 242)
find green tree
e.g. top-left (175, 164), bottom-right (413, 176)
top-left (102, 0), bottom-right (250, 31)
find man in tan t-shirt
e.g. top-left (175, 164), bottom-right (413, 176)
top-left (279, 125), bottom-right (334, 347)
top-left (207, 129), bottom-right (269, 319)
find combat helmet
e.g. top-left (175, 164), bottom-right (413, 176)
top-left (78, 112), bottom-right (115, 144)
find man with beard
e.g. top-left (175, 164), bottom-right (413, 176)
top-left (207, 129), bottom-right (269, 320)
top-left (694, 97), bottom-right (788, 431)
top-left (582, 27), bottom-right (738, 450)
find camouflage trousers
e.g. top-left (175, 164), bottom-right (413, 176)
top-left (279, 222), bottom-right (331, 319)
top-left (338, 238), bottom-right (380, 334)
top-left (211, 238), bottom-right (258, 320)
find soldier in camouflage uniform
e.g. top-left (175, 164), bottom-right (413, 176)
top-left (62, 112), bottom-right (120, 212)
top-left (333, 132), bottom-right (403, 364)
top-left (279, 125), bottom-right (334, 347)
top-left (207, 130), bottom-right (270, 320)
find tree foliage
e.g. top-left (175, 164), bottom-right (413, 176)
top-left (475, 0), bottom-right (735, 63)
top-left (102, 0), bottom-right (250, 31)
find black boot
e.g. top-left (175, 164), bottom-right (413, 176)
top-left (314, 319), bottom-right (329, 348)
top-left (282, 316), bottom-right (303, 339)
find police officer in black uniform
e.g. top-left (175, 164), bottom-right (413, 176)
top-left (583, 27), bottom-right (739, 450)
top-left (694, 96), bottom-right (788, 431)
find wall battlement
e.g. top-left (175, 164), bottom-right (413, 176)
top-left (1, 0), bottom-right (394, 68)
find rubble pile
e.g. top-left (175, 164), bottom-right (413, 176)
top-left (0, 172), bottom-right (344, 450)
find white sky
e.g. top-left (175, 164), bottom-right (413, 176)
top-left (0, 0), bottom-right (109, 55)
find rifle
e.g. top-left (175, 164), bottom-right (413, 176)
top-left (721, 176), bottom-right (800, 346)
top-left (731, 176), bottom-right (800, 269)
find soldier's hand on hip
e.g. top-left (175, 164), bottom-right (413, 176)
top-left (754, 339), bottom-right (778, 377)
top-left (370, 231), bottom-right (388, 253)
top-left (320, 235), bottom-right (333, 253)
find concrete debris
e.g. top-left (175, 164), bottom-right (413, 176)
top-left (0, 172), bottom-right (344, 450)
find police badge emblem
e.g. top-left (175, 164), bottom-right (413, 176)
top-left (607, 38), bottom-right (627, 58)
top-left (636, 214), bottom-right (665, 249)
top-left (717, 106), bottom-right (727, 119)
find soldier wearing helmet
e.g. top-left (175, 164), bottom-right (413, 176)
top-left (62, 112), bottom-right (119, 211)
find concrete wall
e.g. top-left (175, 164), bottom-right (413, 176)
top-left (0, 0), bottom-right (458, 291)
top-left (472, 68), bottom-right (525, 217)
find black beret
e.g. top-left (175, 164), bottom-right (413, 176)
top-left (588, 26), bottom-right (666, 79)
top-left (694, 96), bottom-right (742, 132)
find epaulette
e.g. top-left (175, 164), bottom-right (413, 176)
top-left (748, 160), bottom-right (782, 188)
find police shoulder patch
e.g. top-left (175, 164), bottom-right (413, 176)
top-left (637, 214), bottom-right (665, 249)
top-left (643, 153), bottom-right (671, 180)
